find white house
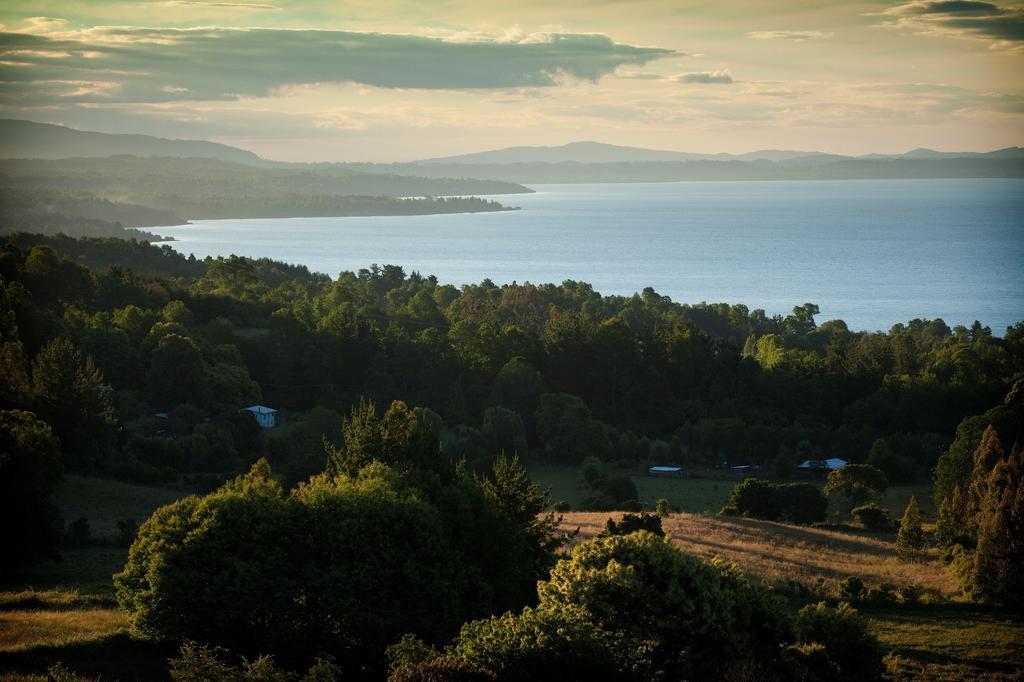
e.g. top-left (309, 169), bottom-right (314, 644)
top-left (797, 458), bottom-right (848, 471)
top-left (240, 405), bottom-right (277, 428)
top-left (648, 466), bottom-right (687, 478)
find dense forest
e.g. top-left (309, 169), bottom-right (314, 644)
top-left (2, 232), bottom-right (1019, 489)
top-left (2, 232), bottom-right (1021, 679)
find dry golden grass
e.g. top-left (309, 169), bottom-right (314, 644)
top-left (0, 608), bottom-right (124, 654)
top-left (562, 511), bottom-right (961, 596)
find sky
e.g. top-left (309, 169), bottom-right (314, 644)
top-left (0, 0), bottom-right (1022, 161)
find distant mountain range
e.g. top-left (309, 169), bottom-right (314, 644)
top-left (416, 140), bottom-right (1024, 166)
top-left (2, 119), bottom-right (1021, 184)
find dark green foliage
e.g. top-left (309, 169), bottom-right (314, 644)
top-left (450, 605), bottom-right (624, 682)
top-left (837, 576), bottom-right (867, 602)
top-left (116, 517), bottom-right (139, 547)
top-left (31, 337), bottom-right (118, 468)
top-left (0, 409), bottom-right (63, 573)
top-left (824, 464), bottom-right (888, 511)
top-left (795, 602), bottom-right (884, 682)
top-left (967, 445), bottom-right (1024, 607)
top-left (776, 483), bottom-right (829, 524)
top-left (851, 503), bottom-right (897, 532)
top-left (722, 478), bottom-right (827, 525)
top-left (389, 657), bottom-right (496, 682)
top-left (655, 498), bottom-right (671, 517)
top-left (168, 641), bottom-right (345, 682)
top-left (600, 511), bottom-right (665, 537)
top-left (327, 399), bottom-right (441, 475)
top-left (117, 455), bottom-right (563, 672)
top-left (535, 532), bottom-right (795, 680)
top-left (722, 477), bottom-right (778, 519)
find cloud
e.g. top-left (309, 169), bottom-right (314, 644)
top-left (676, 70), bottom-right (733, 84)
top-left (748, 31), bottom-right (833, 40)
top-left (879, 0), bottom-right (1024, 46)
top-left (0, 25), bottom-right (675, 105)
top-left (159, 1), bottom-right (281, 8)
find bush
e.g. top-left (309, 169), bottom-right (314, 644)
top-left (600, 511), bottom-right (664, 537)
top-left (722, 477), bottom-right (778, 520)
top-left (451, 605), bottom-right (627, 682)
top-left (536, 532), bottom-right (794, 680)
top-left (390, 658), bottom-right (496, 682)
top-left (837, 576), bottom-right (867, 602)
top-left (895, 495), bottom-right (926, 558)
top-left (722, 478), bottom-right (827, 525)
top-left (776, 483), bottom-right (828, 524)
top-left (851, 503), bottom-right (896, 532)
top-left (169, 642), bottom-right (344, 681)
top-left (655, 498), bottom-right (671, 517)
top-left (795, 602), bottom-right (884, 682)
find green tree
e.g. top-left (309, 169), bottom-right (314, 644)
top-left (824, 464), bottom-right (888, 512)
top-left (0, 409), bottom-right (63, 574)
top-left (147, 333), bottom-right (207, 409)
top-left (31, 338), bottom-right (117, 468)
top-left (327, 399), bottom-right (440, 475)
top-left (896, 495), bottom-right (926, 557)
top-left (969, 446), bottom-right (1023, 607)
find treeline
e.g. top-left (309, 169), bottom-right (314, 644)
top-left (127, 193), bottom-right (513, 220)
top-left (343, 157), bottom-right (1024, 184)
top-left (1, 234), bottom-right (1019, 490)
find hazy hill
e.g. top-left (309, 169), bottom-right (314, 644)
top-left (418, 141), bottom-right (828, 165)
top-left (0, 118), bottom-right (265, 165)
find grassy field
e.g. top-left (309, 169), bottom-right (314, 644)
top-left (562, 509), bottom-right (1024, 679)
top-left (528, 460), bottom-right (936, 521)
top-left (0, 476), bottom-right (187, 681)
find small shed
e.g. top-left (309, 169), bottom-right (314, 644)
top-left (730, 464), bottom-right (761, 479)
top-left (648, 466), bottom-right (687, 479)
top-left (240, 405), bottom-right (277, 428)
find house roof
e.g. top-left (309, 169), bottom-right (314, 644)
top-left (241, 405), bottom-right (277, 414)
top-left (797, 458), bottom-right (848, 470)
top-left (649, 466), bottom-right (683, 472)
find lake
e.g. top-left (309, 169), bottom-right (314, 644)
top-left (159, 178), bottom-right (1024, 333)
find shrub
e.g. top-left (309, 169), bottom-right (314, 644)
top-left (451, 605), bottom-right (627, 682)
top-left (795, 602), bottom-right (884, 682)
top-left (655, 498), bottom-right (671, 518)
top-left (722, 478), bottom-right (826, 525)
top-left (783, 642), bottom-right (841, 681)
top-left (851, 503), bottom-right (896, 532)
top-left (837, 576), bottom-right (867, 602)
top-left (169, 642), bottom-right (344, 682)
top-left (536, 532), bottom-right (794, 680)
top-left (552, 500), bottom-right (571, 513)
top-left (600, 511), bottom-right (664, 537)
top-left (723, 477), bottom-right (778, 520)
top-left (390, 658), bottom-right (496, 682)
top-left (776, 483), bottom-right (828, 524)
top-left (824, 464), bottom-right (888, 511)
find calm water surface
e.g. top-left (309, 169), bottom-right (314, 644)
top-left (160, 179), bottom-right (1024, 332)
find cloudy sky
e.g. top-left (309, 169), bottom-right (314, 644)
top-left (1, 0), bottom-right (1022, 161)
